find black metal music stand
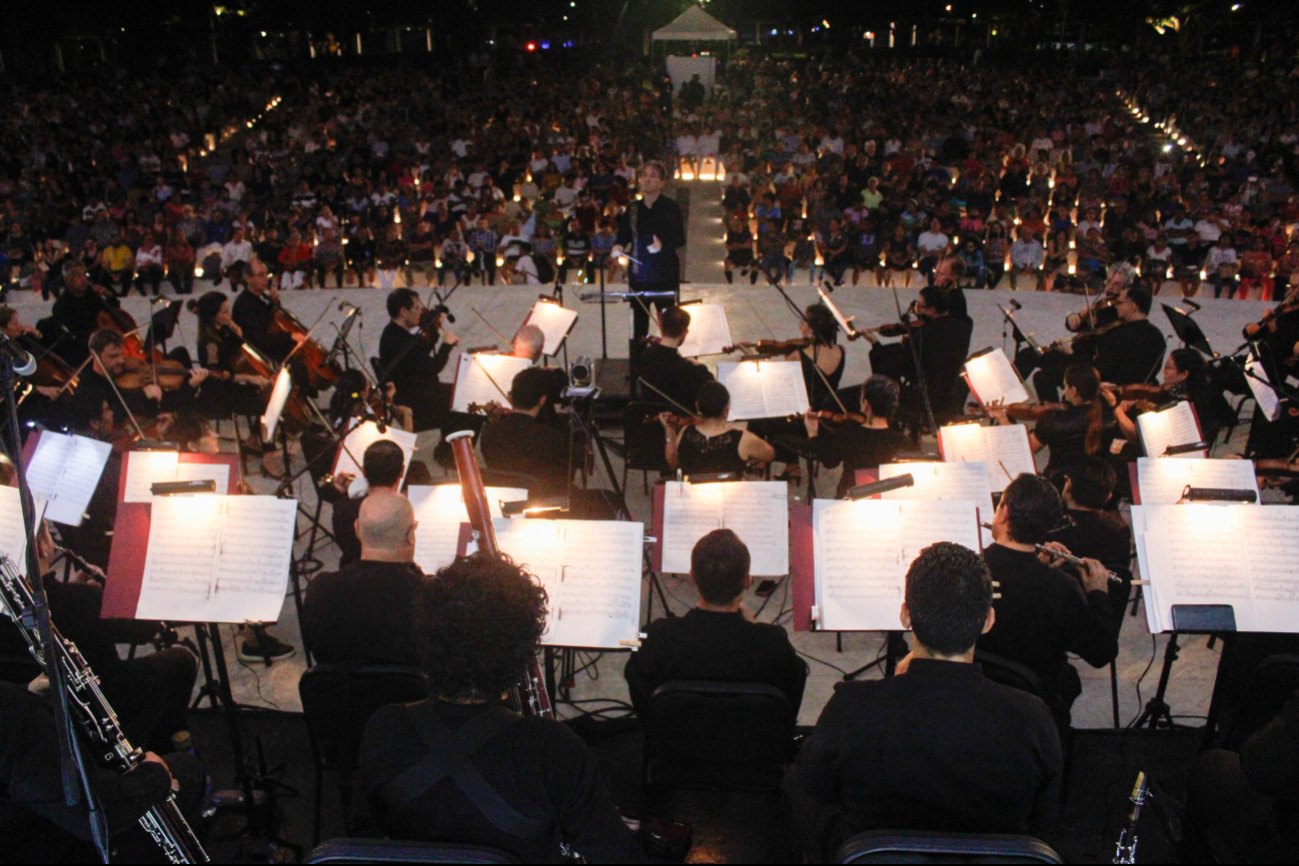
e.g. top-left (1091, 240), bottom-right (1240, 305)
top-left (1162, 303), bottom-right (1214, 357)
top-left (1132, 633), bottom-right (1187, 730)
top-left (842, 631), bottom-right (910, 681)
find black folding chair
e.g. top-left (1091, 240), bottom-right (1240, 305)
top-left (306, 838), bottom-right (519, 864)
top-left (298, 663), bottom-right (430, 844)
top-left (836, 829), bottom-right (1063, 864)
top-left (621, 401), bottom-right (673, 495)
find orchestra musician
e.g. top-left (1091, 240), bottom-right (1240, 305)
top-left (790, 542), bottom-right (1062, 862)
top-left (991, 363), bottom-right (1112, 479)
top-left (378, 288), bottom-right (459, 434)
top-left (791, 305), bottom-right (846, 412)
top-left (324, 439), bottom-right (408, 569)
top-left (1045, 457), bottom-right (1133, 615)
top-left (189, 291), bottom-right (273, 450)
top-left (979, 474), bottom-right (1117, 728)
top-left (636, 306), bottom-right (714, 410)
top-left (1102, 348), bottom-right (1231, 449)
top-left (614, 161), bottom-right (686, 342)
top-left (230, 257), bottom-right (301, 363)
top-left (327, 368), bottom-right (413, 435)
top-left (624, 529), bottom-right (806, 721)
top-left (303, 491), bottom-right (426, 666)
top-left (660, 381), bottom-right (775, 477)
top-left (357, 551), bottom-right (642, 863)
top-left (864, 286), bottom-right (973, 425)
top-left (49, 262), bottom-right (124, 367)
top-left (803, 375), bottom-right (909, 499)
top-left (479, 367), bottom-right (571, 497)
top-left (1054, 284), bottom-right (1166, 387)
top-left (509, 323), bottom-right (568, 430)
top-left (0, 306), bottom-right (69, 430)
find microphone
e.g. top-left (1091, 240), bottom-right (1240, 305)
top-left (847, 473), bottom-right (915, 501)
top-left (0, 334), bottom-right (38, 377)
top-left (1009, 299), bottom-right (1023, 311)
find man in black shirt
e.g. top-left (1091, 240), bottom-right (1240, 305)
top-left (63, 329), bottom-right (166, 435)
top-left (303, 491), bottom-right (427, 666)
top-left (378, 288), bottom-right (458, 433)
top-left (615, 161), bottom-right (686, 341)
top-left (509, 324), bottom-right (569, 430)
top-left (866, 286), bottom-right (973, 422)
top-left (359, 552), bottom-right (641, 863)
top-left (636, 306), bottom-right (714, 411)
top-left (979, 474), bottom-right (1117, 724)
top-left (327, 440), bottom-right (407, 569)
top-left (804, 375), bottom-right (909, 498)
top-left (791, 542), bottom-right (1062, 861)
top-left (625, 529), bottom-right (807, 721)
top-left (480, 367), bottom-right (570, 496)
top-left (231, 258), bottom-right (299, 362)
top-left (49, 263), bottom-right (121, 366)
top-left (1058, 284), bottom-right (1166, 386)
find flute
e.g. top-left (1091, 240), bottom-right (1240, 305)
top-left (980, 522), bottom-right (1132, 585)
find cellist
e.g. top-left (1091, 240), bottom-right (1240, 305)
top-left (49, 262), bottom-right (123, 366)
top-left (231, 256), bottom-right (302, 363)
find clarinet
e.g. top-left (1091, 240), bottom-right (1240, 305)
top-left (0, 555), bottom-right (209, 864)
top-left (1113, 771), bottom-right (1149, 864)
top-left (446, 430), bottom-right (554, 718)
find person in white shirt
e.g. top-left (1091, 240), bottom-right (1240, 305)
top-left (916, 219), bottom-right (951, 287)
top-left (220, 228), bottom-right (254, 290)
top-left (1145, 235), bottom-right (1174, 282)
top-left (133, 232), bottom-right (165, 297)
top-left (1009, 229), bottom-right (1045, 291)
top-left (676, 129), bottom-right (699, 179)
top-left (553, 177), bottom-right (579, 212)
top-left (1203, 234), bottom-right (1239, 299)
top-left (820, 131), bottom-right (845, 156)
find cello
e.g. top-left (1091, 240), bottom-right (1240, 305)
top-left (264, 293), bottom-right (342, 391)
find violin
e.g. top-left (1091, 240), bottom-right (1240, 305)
top-left (418, 304), bottom-right (454, 348)
top-left (266, 291), bottom-right (342, 390)
top-left (1050, 317), bottom-right (1125, 351)
top-left (722, 337), bottom-right (812, 356)
top-left (1103, 382), bottom-right (1176, 403)
top-left (804, 409), bottom-right (871, 426)
top-left (651, 412), bottom-right (704, 428)
top-left (468, 400), bottom-right (511, 422)
top-left (17, 335), bottom-right (83, 402)
top-left (1253, 458), bottom-right (1299, 479)
top-left (1243, 292), bottom-right (1299, 339)
top-left (1066, 295), bottom-right (1120, 334)
top-left (864, 321), bottom-right (922, 339)
top-left (997, 401), bottom-right (1072, 421)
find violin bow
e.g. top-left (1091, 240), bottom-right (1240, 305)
top-left (470, 354), bottom-right (512, 405)
top-left (637, 376), bottom-right (701, 419)
top-left (52, 357), bottom-right (93, 400)
top-left (86, 346), bottom-right (146, 440)
top-left (470, 307), bottom-right (513, 348)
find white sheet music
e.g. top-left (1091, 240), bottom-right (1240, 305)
top-left (1245, 350), bottom-right (1282, 422)
top-left (331, 421), bottom-right (420, 498)
top-left (521, 300), bottom-right (579, 356)
top-left (407, 484), bottom-right (528, 575)
top-left (964, 348), bottom-right (1030, 407)
top-left (123, 451), bottom-right (180, 503)
top-left (0, 485), bottom-right (29, 574)
top-left (24, 432), bottom-right (112, 526)
top-left (938, 423), bottom-right (1036, 493)
top-left (879, 462), bottom-right (995, 546)
top-left (135, 495), bottom-right (296, 623)
top-left (451, 353), bottom-right (532, 414)
top-left (716, 361), bottom-right (810, 421)
top-left (676, 304), bottom-right (734, 358)
top-left (490, 518), bottom-right (644, 648)
top-left (813, 498), bottom-right (980, 631)
top-left (1137, 401), bottom-right (1204, 458)
top-left (1241, 508), bottom-right (1299, 631)
top-left (1136, 458), bottom-right (1260, 506)
top-left (262, 367), bottom-right (293, 442)
top-left (661, 481), bottom-right (789, 576)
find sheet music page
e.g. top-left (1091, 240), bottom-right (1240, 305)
top-left (755, 360), bottom-right (811, 418)
top-left (136, 496), bottom-right (296, 623)
top-left (522, 301), bottom-right (579, 356)
top-left (1245, 351), bottom-right (1282, 422)
top-left (964, 349), bottom-right (1030, 406)
top-left (0, 485), bottom-right (29, 573)
top-left (813, 499), bottom-right (905, 631)
top-left (26, 433), bottom-right (111, 526)
top-left (938, 424), bottom-right (1034, 493)
top-left (899, 500), bottom-right (982, 563)
top-left (1136, 458), bottom-right (1260, 506)
top-left (879, 462), bottom-right (996, 546)
top-left (262, 367), bottom-right (293, 442)
top-left (1241, 507), bottom-right (1299, 632)
top-left (123, 451), bottom-right (180, 503)
top-left (715, 362), bottom-right (768, 420)
top-left (175, 463), bottom-right (230, 496)
top-left (1144, 504), bottom-right (1253, 631)
top-left (719, 481), bottom-right (789, 576)
top-left (677, 304), bottom-right (734, 358)
top-left (661, 482), bottom-right (725, 574)
top-left (451, 353), bottom-right (531, 414)
top-left (1138, 402), bottom-right (1204, 458)
top-left (491, 518), bottom-right (644, 648)
top-left (408, 485), bottom-right (528, 574)
top-left (1129, 506), bottom-right (1164, 632)
top-left (331, 421), bottom-right (420, 497)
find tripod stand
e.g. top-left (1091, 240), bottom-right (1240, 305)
top-left (1132, 633), bottom-right (1186, 730)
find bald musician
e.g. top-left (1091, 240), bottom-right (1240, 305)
top-left (302, 491), bottom-right (427, 666)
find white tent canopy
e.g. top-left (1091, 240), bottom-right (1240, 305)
top-left (651, 5), bottom-right (737, 42)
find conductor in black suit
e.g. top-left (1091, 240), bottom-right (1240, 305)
top-left (615, 161), bottom-right (686, 342)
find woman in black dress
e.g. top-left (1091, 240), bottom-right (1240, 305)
top-left (189, 290), bottom-right (273, 428)
top-left (662, 381), bottom-right (775, 476)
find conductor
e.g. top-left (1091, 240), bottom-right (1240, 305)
top-left (615, 161), bottom-right (686, 341)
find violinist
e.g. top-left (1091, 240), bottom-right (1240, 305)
top-left (803, 376), bottom-right (909, 499)
top-left (479, 367), bottom-right (570, 497)
top-left (637, 306), bottom-right (714, 410)
top-left (791, 304), bottom-right (845, 411)
top-left (866, 286), bottom-right (973, 422)
top-left (50, 262), bottom-right (122, 366)
top-left (510, 324), bottom-right (568, 431)
top-left (231, 257), bottom-right (301, 363)
top-left (662, 381), bottom-right (775, 476)
top-left (1102, 349), bottom-right (1230, 448)
top-left (327, 368), bottom-right (413, 435)
top-left (0, 307), bottom-right (63, 402)
top-left (992, 363), bottom-right (1110, 479)
top-left (378, 288), bottom-right (459, 433)
top-left (1054, 284), bottom-right (1165, 387)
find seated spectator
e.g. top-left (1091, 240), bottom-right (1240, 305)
top-left (303, 491), bottom-right (427, 665)
top-left (979, 474), bottom-right (1117, 724)
top-left (625, 529), bottom-right (806, 720)
top-left (789, 542), bottom-right (1062, 861)
top-left (359, 551), bottom-right (642, 863)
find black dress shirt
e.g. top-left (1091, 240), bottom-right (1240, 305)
top-left (1048, 507), bottom-right (1133, 616)
top-left (616, 194), bottom-right (685, 287)
top-left (359, 699), bottom-right (642, 863)
top-left (329, 495), bottom-right (363, 568)
top-left (1093, 318), bottom-right (1166, 385)
top-left (231, 289), bottom-right (296, 361)
top-left (302, 560), bottom-right (427, 666)
top-left (795, 659), bottom-right (1062, 844)
top-left (636, 343), bottom-right (714, 411)
top-left (50, 290), bottom-right (121, 365)
top-left (979, 544), bottom-right (1118, 706)
top-left (479, 411), bottom-right (570, 496)
top-left (1032, 404), bottom-right (1093, 477)
top-left (62, 369), bottom-right (160, 433)
top-left (811, 425), bottom-right (910, 498)
top-left (623, 608), bottom-right (808, 721)
top-left (378, 321), bottom-right (454, 410)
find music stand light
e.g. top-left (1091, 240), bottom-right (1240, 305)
top-left (847, 473), bottom-right (915, 501)
top-left (1179, 485), bottom-right (1258, 504)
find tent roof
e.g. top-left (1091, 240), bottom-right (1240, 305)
top-left (651, 5), bottom-right (737, 41)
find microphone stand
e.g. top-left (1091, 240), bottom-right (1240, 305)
top-left (891, 287), bottom-right (939, 441)
top-left (0, 359), bottom-right (111, 861)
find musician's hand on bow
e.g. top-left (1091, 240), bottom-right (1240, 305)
top-left (441, 328), bottom-right (460, 347)
top-left (331, 472), bottom-right (355, 495)
top-left (237, 373), bottom-right (270, 388)
top-left (1080, 557), bottom-right (1110, 594)
top-left (35, 385), bottom-right (61, 399)
top-left (658, 411), bottom-right (681, 433)
top-left (1245, 318), bottom-right (1265, 337)
top-left (187, 368), bottom-right (210, 388)
top-left (1100, 387), bottom-right (1118, 409)
top-left (384, 381), bottom-right (397, 400)
top-left (802, 409), bottom-right (820, 437)
top-left (1037, 540), bottom-right (1070, 569)
top-left (987, 398), bottom-right (1009, 425)
top-left (648, 235), bottom-right (662, 254)
top-left (143, 383), bottom-right (163, 402)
